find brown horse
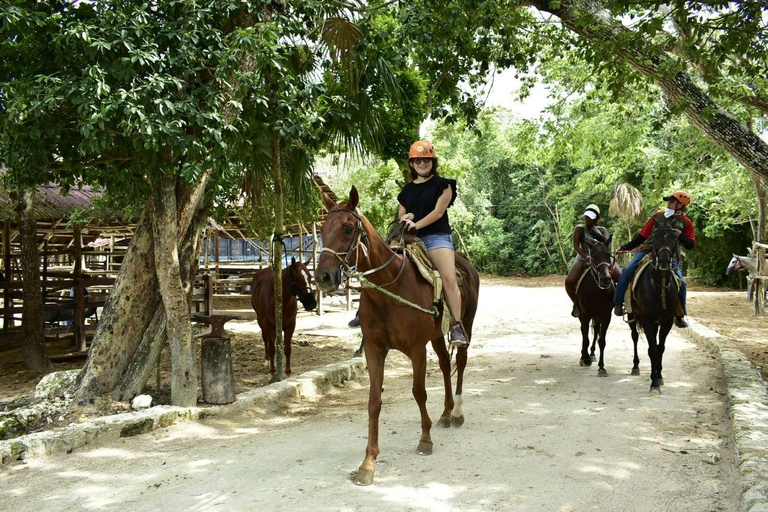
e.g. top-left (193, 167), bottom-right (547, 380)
top-left (574, 238), bottom-right (615, 376)
top-left (314, 187), bottom-right (480, 486)
top-left (251, 257), bottom-right (317, 377)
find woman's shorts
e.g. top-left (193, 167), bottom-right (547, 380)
top-left (420, 233), bottom-right (455, 252)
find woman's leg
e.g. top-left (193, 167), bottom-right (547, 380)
top-left (428, 247), bottom-right (461, 321)
top-left (565, 258), bottom-right (584, 316)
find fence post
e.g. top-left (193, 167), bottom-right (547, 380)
top-left (755, 241), bottom-right (766, 315)
top-left (74, 278), bottom-right (86, 352)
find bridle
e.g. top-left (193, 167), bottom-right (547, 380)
top-left (587, 246), bottom-right (615, 290)
top-left (649, 226), bottom-right (679, 309)
top-left (286, 265), bottom-right (312, 299)
top-left (320, 207), bottom-right (404, 286)
top-left (320, 207), bottom-right (438, 317)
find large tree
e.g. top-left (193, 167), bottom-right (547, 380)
top-left (2, 1), bottom-right (423, 402)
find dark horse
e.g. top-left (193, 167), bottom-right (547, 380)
top-left (315, 187), bottom-right (480, 486)
top-left (575, 238), bottom-right (615, 376)
top-left (251, 257), bottom-right (317, 377)
top-left (628, 223), bottom-right (680, 394)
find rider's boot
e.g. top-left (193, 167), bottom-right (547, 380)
top-left (675, 316), bottom-right (688, 328)
top-left (449, 323), bottom-right (468, 348)
top-left (571, 303), bottom-right (581, 318)
top-left (613, 303), bottom-right (625, 317)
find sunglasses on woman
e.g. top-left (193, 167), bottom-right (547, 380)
top-left (411, 158), bottom-right (432, 165)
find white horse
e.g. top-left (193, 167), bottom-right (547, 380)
top-left (726, 251), bottom-right (766, 302)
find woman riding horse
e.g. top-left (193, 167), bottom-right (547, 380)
top-left (565, 204), bottom-right (620, 318)
top-left (397, 140), bottom-right (467, 347)
top-left (613, 191), bottom-right (695, 328)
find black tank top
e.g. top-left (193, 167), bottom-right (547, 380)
top-left (397, 176), bottom-right (457, 236)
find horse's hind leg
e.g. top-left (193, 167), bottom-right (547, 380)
top-left (410, 344), bottom-right (434, 455)
top-left (430, 336), bottom-right (454, 428)
top-left (452, 346), bottom-right (468, 427)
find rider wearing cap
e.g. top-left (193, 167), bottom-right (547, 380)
top-left (612, 191), bottom-right (695, 328)
top-left (565, 204), bottom-right (620, 317)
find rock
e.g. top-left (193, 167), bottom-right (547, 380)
top-left (0, 415), bottom-right (26, 440)
top-left (34, 370), bottom-right (80, 399)
top-left (131, 395), bottom-right (153, 410)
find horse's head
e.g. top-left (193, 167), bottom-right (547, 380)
top-left (587, 235), bottom-right (613, 289)
top-left (287, 257), bottom-right (317, 311)
top-left (726, 254), bottom-right (741, 276)
top-left (315, 187), bottom-right (368, 293)
top-left (652, 223), bottom-right (678, 271)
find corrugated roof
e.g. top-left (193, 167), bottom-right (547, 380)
top-left (0, 183), bottom-right (100, 221)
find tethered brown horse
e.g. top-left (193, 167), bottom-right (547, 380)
top-left (574, 238), bottom-right (615, 376)
top-left (251, 258), bottom-right (317, 377)
top-left (314, 187), bottom-right (480, 486)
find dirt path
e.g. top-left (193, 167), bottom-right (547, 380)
top-left (1, 282), bottom-right (741, 511)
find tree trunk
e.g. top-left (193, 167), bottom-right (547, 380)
top-left (111, 195), bottom-right (209, 401)
top-left (271, 133), bottom-right (286, 382)
top-left (530, 0), bottom-right (768, 184)
top-left (76, 170), bottom-right (212, 404)
top-left (150, 175), bottom-right (197, 407)
top-left (18, 188), bottom-right (50, 372)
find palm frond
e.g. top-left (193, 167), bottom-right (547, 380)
top-left (609, 182), bottom-right (643, 220)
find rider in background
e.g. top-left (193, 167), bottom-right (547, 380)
top-left (612, 191), bottom-right (695, 328)
top-left (397, 140), bottom-right (467, 348)
top-left (565, 204), bottom-right (620, 317)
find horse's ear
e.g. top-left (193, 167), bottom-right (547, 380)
top-left (291, 256), bottom-right (296, 265)
top-left (322, 192), bottom-right (336, 212)
top-left (606, 234), bottom-right (613, 247)
top-left (348, 186), bottom-right (359, 209)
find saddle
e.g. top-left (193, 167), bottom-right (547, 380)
top-left (624, 254), bottom-right (684, 316)
top-left (389, 235), bottom-right (464, 335)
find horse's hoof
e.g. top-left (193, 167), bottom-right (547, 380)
top-left (591, 355), bottom-right (597, 362)
top-left (598, 368), bottom-right (608, 377)
top-left (580, 358), bottom-right (592, 367)
top-left (353, 349), bottom-right (363, 358)
top-left (631, 368), bottom-right (640, 376)
top-left (451, 415), bottom-right (465, 428)
top-left (649, 385), bottom-right (662, 396)
top-left (436, 416), bottom-right (451, 428)
top-left (353, 469), bottom-right (375, 486)
top-left (417, 441), bottom-right (433, 455)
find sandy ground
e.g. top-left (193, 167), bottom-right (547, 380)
top-left (0, 281), bottom-right (741, 512)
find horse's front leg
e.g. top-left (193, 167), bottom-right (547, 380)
top-left (644, 321), bottom-right (662, 395)
top-left (354, 343), bottom-right (386, 486)
top-left (590, 319), bottom-right (598, 362)
top-left (430, 336), bottom-right (454, 428)
top-left (284, 319), bottom-right (296, 377)
top-left (657, 319), bottom-right (673, 386)
top-left (597, 317), bottom-right (608, 377)
top-left (579, 317), bottom-right (592, 367)
top-left (629, 315), bottom-right (640, 376)
top-left (410, 343), bottom-right (433, 455)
